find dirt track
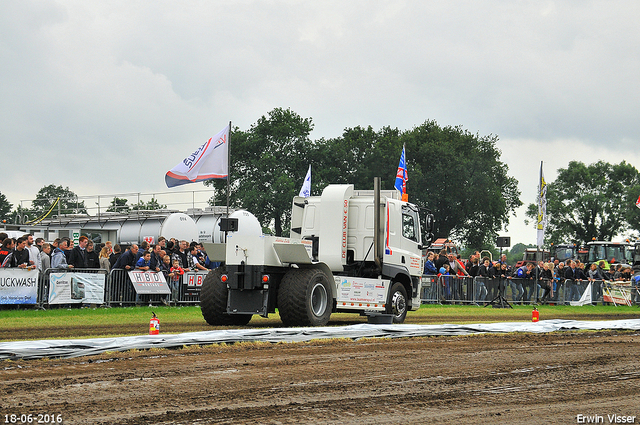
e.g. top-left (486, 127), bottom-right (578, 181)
top-left (2, 329), bottom-right (640, 424)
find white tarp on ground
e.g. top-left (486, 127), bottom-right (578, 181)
top-left (1, 319), bottom-right (640, 361)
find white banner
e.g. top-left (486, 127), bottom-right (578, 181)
top-left (182, 271), bottom-right (208, 296)
top-left (0, 268), bottom-right (39, 305)
top-left (603, 284), bottom-right (633, 306)
top-left (536, 161), bottom-right (547, 248)
top-left (49, 272), bottom-right (105, 305)
top-left (127, 271), bottom-right (171, 295)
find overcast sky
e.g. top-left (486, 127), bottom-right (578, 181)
top-left (2, 1), bottom-right (639, 245)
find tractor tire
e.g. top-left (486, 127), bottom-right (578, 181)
top-left (386, 282), bottom-right (408, 323)
top-left (277, 268), bottom-right (332, 327)
top-left (200, 268), bottom-right (252, 326)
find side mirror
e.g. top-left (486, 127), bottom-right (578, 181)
top-left (422, 232), bottom-right (434, 248)
top-left (425, 214), bottom-right (434, 233)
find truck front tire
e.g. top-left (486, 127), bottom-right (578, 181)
top-left (200, 268), bottom-right (252, 326)
top-left (278, 268), bottom-right (332, 327)
top-left (387, 282), bottom-right (408, 323)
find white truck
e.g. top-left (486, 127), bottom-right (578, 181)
top-left (200, 178), bottom-right (433, 327)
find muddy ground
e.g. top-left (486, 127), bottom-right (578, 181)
top-left (2, 322), bottom-right (640, 424)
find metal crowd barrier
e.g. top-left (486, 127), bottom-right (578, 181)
top-left (36, 268), bottom-right (109, 308)
top-left (25, 267), bottom-right (211, 309)
top-left (5, 267), bottom-right (640, 309)
top-left (106, 268), bottom-right (208, 307)
top-left (417, 275), bottom-right (637, 306)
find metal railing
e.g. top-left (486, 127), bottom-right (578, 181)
top-left (3, 268), bottom-right (639, 309)
top-left (419, 275), bottom-right (639, 306)
top-left (2, 267), bottom-right (210, 309)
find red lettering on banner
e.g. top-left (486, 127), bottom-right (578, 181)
top-left (342, 200), bottom-right (348, 259)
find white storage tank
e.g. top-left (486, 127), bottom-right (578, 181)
top-left (158, 213), bottom-right (199, 244)
top-left (195, 215), bottom-right (223, 243)
top-left (118, 213), bottom-right (199, 245)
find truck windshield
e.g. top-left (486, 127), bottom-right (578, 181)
top-left (555, 247), bottom-right (575, 261)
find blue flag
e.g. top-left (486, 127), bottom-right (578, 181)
top-left (394, 145), bottom-right (407, 194)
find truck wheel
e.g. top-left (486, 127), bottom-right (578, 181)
top-left (200, 268), bottom-right (252, 326)
top-left (386, 282), bottom-right (408, 323)
top-left (278, 268), bottom-right (332, 327)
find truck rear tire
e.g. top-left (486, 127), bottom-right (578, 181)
top-left (386, 282), bottom-right (408, 323)
top-left (200, 268), bottom-right (252, 326)
top-left (278, 268), bottom-right (332, 327)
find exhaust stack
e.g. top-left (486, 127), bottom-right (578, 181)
top-left (373, 177), bottom-right (383, 271)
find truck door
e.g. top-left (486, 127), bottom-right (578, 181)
top-left (399, 204), bottom-right (422, 276)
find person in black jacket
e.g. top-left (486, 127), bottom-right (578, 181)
top-left (434, 249), bottom-right (448, 271)
top-left (539, 262), bottom-right (554, 304)
top-left (85, 241), bottom-right (100, 269)
top-left (564, 260), bottom-right (583, 303)
top-left (109, 244), bottom-right (122, 268)
top-left (149, 244), bottom-right (164, 272)
top-left (113, 245), bottom-right (139, 270)
top-left (68, 236), bottom-right (89, 269)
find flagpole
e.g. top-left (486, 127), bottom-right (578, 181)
top-left (227, 121), bottom-right (231, 219)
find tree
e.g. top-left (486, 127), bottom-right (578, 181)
top-left (131, 197), bottom-right (167, 211)
top-left (0, 191), bottom-right (12, 223)
top-left (319, 121), bottom-right (521, 248)
top-left (525, 161), bottom-right (640, 245)
top-left (400, 121), bottom-right (522, 248)
top-left (107, 197), bottom-right (130, 213)
top-left (623, 183), bottom-right (640, 240)
top-left (30, 185), bottom-right (87, 218)
top-left (506, 242), bottom-right (534, 265)
top-left (207, 108), bottom-right (314, 236)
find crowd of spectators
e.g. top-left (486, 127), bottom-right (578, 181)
top-left (424, 248), bottom-right (638, 305)
top-left (0, 232), bottom-right (219, 308)
top-left (0, 232), bottom-right (217, 278)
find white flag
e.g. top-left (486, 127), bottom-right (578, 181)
top-left (165, 125), bottom-right (229, 188)
top-left (536, 161), bottom-right (547, 248)
top-left (299, 165), bottom-right (311, 197)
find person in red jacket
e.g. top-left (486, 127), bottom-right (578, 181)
top-left (169, 259), bottom-right (184, 304)
top-left (0, 238), bottom-right (15, 265)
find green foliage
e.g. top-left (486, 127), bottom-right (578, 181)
top-left (316, 120), bottom-right (521, 247)
top-left (505, 242), bottom-right (535, 264)
top-left (400, 121), bottom-right (521, 247)
top-left (526, 161), bottom-right (640, 245)
top-left (107, 197), bottom-right (130, 213)
top-left (131, 197), bottom-right (166, 211)
top-left (0, 191), bottom-right (12, 223)
top-left (30, 184), bottom-right (86, 219)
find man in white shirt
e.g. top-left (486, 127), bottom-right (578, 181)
top-left (26, 234), bottom-right (42, 271)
